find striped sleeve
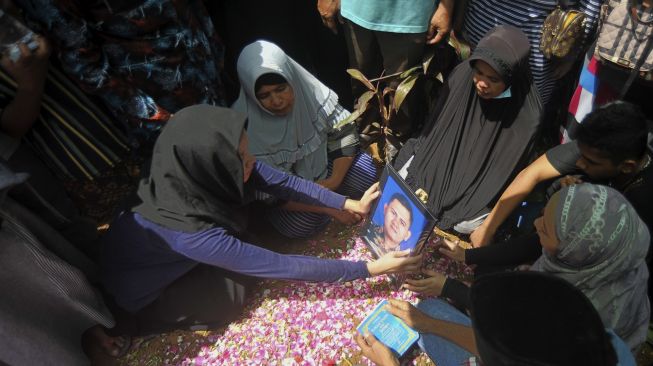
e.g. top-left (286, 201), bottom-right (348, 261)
top-left (463, 0), bottom-right (602, 105)
top-left (326, 104), bottom-right (359, 159)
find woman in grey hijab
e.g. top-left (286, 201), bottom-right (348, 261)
top-left (406, 183), bottom-right (649, 354)
top-left (532, 183), bottom-right (650, 349)
top-left (233, 40), bottom-right (378, 238)
top-left (0, 161), bottom-right (128, 364)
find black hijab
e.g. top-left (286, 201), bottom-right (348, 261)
top-left (133, 105), bottom-right (249, 233)
top-left (404, 25), bottom-right (542, 229)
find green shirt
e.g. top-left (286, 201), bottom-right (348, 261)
top-left (341, 0), bottom-right (437, 33)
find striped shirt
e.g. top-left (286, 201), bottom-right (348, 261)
top-left (463, 0), bottom-right (602, 105)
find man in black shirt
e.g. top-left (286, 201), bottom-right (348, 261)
top-left (469, 101), bottom-right (652, 248)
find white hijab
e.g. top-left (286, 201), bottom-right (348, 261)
top-left (232, 40), bottom-right (341, 181)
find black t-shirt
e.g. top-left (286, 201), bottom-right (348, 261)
top-left (545, 141), bottom-right (582, 176)
top-left (545, 140), bottom-right (653, 251)
top-left (455, 139), bottom-right (653, 305)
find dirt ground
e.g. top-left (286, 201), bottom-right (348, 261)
top-left (76, 162), bottom-right (653, 366)
top-left (85, 219), bottom-right (653, 366)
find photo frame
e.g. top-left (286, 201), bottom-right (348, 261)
top-left (361, 165), bottom-right (436, 285)
top-left (432, 227), bottom-right (473, 250)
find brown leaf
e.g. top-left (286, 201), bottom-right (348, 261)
top-left (346, 69), bottom-right (375, 91)
top-left (393, 74), bottom-right (418, 112)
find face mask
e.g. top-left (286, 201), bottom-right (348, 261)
top-left (493, 87), bottom-right (512, 99)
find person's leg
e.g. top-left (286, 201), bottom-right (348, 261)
top-left (342, 19), bottom-right (383, 99)
top-left (376, 31), bottom-right (426, 79)
top-left (336, 152), bottom-right (379, 199)
top-left (125, 265), bottom-right (253, 336)
top-left (416, 298), bottom-right (474, 366)
top-left (375, 31), bottom-right (427, 157)
top-left (266, 206), bottom-right (331, 238)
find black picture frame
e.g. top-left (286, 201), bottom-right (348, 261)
top-left (361, 165), bottom-right (436, 285)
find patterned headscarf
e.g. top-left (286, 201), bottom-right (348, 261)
top-left (532, 183), bottom-right (650, 349)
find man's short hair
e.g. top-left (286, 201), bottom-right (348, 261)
top-left (388, 192), bottom-right (413, 226)
top-left (576, 101), bottom-right (648, 165)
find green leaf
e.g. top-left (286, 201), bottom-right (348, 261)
top-left (399, 66), bottom-right (421, 79)
top-left (422, 49), bottom-right (436, 74)
top-left (393, 74), bottom-right (418, 112)
top-left (346, 69), bottom-right (375, 91)
top-left (333, 90), bottom-right (376, 129)
top-left (356, 90), bottom-right (375, 110)
top-left (332, 110), bottom-right (361, 129)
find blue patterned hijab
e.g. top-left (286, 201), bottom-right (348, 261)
top-left (532, 183), bottom-right (650, 349)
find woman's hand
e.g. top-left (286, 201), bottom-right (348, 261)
top-left (402, 269), bottom-right (447, 297)
top-left (329, 208), bottom-right (362, 225)
top-left (366, 249), bottom-right (422, 276)
top-left (438, 238), bottom-right (466, 262)
top-left (385, 299), bottom-right (435, 334)
top-left (355, 332), bottom-right (399, 366)
top-left (343, 182), bottom-right (380, 215)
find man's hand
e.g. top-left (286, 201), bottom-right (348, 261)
top-left (426, 0), bottom-right (453, 44)
top-left (402, 268), bottom-right (447, 297)
top-left (355, 332), bottom-right (399, 366)
top-left (317, 0), bottom-right (341, 34)
top-left (470, 224), bottom-right (494, 247)
top-left (559, 175), bottom-right (583, 188)
top-left (385, 299), bottom-right (435, 334)
top-left (438, 238), bottom-right (465, 262)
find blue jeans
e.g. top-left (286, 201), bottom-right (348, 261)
top-left (416, 298), bottom-right (474, 366)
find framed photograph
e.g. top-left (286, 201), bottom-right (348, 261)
top-left (362, 165), bottom-right (436, 282)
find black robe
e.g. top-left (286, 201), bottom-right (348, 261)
top-left (398, 25), bottom-right (543, 229)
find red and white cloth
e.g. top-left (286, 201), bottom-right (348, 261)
top-left (563, 55), bottom-right (618, 143)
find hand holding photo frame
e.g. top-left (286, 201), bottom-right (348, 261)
top-left (432, 227), bottom-right (473, 250)
top-left (361, 165), bottom-right (436, 285)
top-left (362, 165), bottom-right (475, 285)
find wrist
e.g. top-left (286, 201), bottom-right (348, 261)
top-left (16, 78), bottom-right (46, 93)
top-left (440, 0), bottom-right (454, 11)
top-left (343, 198), bottom-right (359, 213)
top-left (366, 260), bottom-right (381, 276)
top-left (381, 358), bottom-right (400, 366)
top-left (479, 221), bottom-right (496, 234)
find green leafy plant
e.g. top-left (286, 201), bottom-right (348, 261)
top-left (336, 50), bottom-right (443, 164)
